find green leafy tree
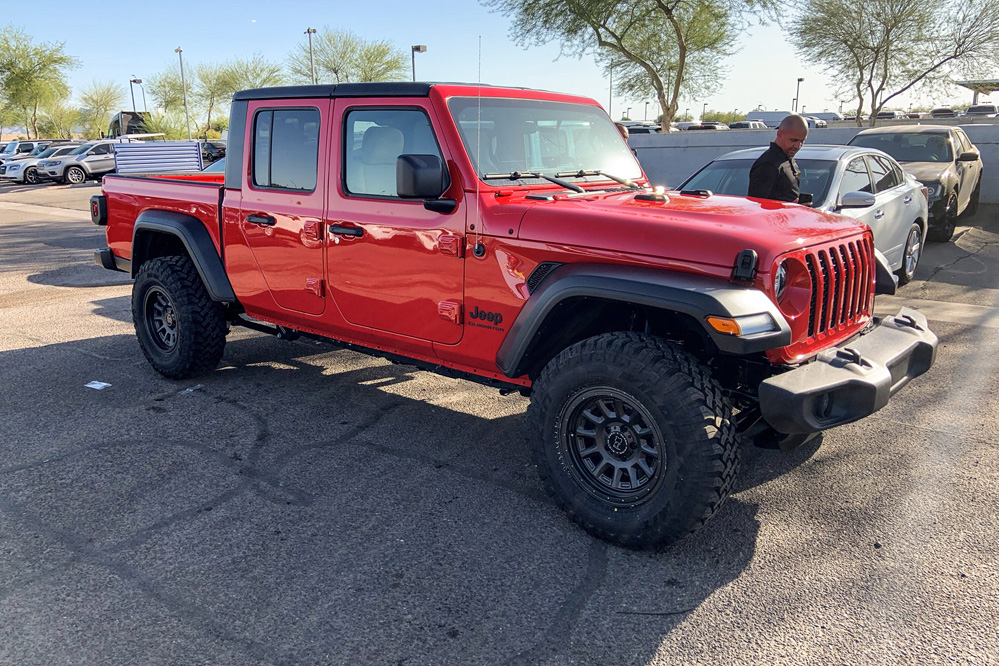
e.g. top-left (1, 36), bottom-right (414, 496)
top-left (286, 28), bottom-right (407, 83)
top-left (79, 80), bottom-right (126, 137)
top-left (703, 109), bottom-right (745, 123)
top-left (484, 0), bottom-right (775, 129)
top-left (220, 55), bottom-right (284, 93)
top-left (194, 63), bottom-right (228, 137)
top-left (0, 26), bottom-right (78, 138)
top-left (788, 0), bottom-right (999, 125)
top-left (38, 100), bottom-right (80, 138)
top-left (148, 65), bottom-right (191, 113)
top-left (141, 110), bottom-right (191, 140)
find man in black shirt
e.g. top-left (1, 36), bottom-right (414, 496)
top-left (748, 114), bottom-right (808, 202)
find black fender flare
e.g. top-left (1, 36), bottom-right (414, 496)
top-left (495, 263), bottom-right (791, 378)
top-left (132, 209), bottom-right (236, 303)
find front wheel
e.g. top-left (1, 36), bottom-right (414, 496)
top-left (65, 166), bottom-right (86, 184)
top-left (927, 193), bottom-right (957, 242)
top-left (24, 167), bottom-right (39, 185)
top-left (132, 256), bottom-right (227, 379)
top-left (528, 332), bottom-right (739, 548)
top-left (896, 223), bottom-right (923, 286)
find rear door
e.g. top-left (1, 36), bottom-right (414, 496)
top-left (238, 99), bottom-right (329, 316)
top-left (82, 143), bottom-right (115, 175)
top-left (325, 99), bottom-right (465, 344)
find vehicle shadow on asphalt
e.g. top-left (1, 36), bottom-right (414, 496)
top-left (0, 331), bottom-right (765, 665)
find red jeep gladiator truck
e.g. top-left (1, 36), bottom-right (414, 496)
top-left (92, 82), bottom-right (937, 547)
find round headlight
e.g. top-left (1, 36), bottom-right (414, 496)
top-left (774, 261), bottom-right (788, 301)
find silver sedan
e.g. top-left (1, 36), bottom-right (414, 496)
top-left (678, 145), bottom-right (929, 284)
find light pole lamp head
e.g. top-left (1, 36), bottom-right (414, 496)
top-left (305, 27), bottom-right (316, 35)
top-left (175, 47), bottom-right (182, 54)
top-left (412, 45), bottom-right (427, 54)
top-left (130, 77), bottom-right (142, 84)
top-left (797, 77), bottom-right (804, 83)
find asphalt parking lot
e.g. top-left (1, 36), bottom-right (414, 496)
top-left (1, 180), bottom-right (998, 665)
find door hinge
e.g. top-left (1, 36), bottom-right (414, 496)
top-left (303, 220), bottom-right (322, 242)
top-left (306, 277), bottom-right (324, 297)
top-left (438, 301), bottom-right (462, 325)
top-left (438, 234), bottom-right (463, 257)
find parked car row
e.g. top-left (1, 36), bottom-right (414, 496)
top-left (0, 139), bottom-right (225, 186)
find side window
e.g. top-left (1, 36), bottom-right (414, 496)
top-left (953, 130), bottom-right (970, 155)
top-left (343, 107), bottom-right (442, 198)
top-left (252, 107), bottom-right (320, 191)
top-left (838, 157), bottom-right (873, 197)
top-left (868, 155), bottom-right (900, 192)
top-left (90, 144), bottom-right (113, 156)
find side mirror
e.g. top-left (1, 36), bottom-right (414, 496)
top-left (839, 191), bottom-right (875, 209)
top-left (958, 151), bottom-right (979, 162)
top-left (798, 192), bottom-right (814, 206)
top-left (397, 154), bottom-right (448, 199)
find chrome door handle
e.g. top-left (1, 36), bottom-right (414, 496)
top-left (903, 196), bottom-right (912, 204)
top-left (874, 209), bottom-right (885, 219)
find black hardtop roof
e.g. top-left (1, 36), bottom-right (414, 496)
top-left (233, 81), bottom-right (534, 101)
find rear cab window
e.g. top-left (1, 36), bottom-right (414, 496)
top-left (252, 107), bottom-right (321, 191)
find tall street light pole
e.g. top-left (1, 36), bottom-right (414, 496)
top-left (644, 101), bottom-right (649, 121)
top-left (702, 102), bottom-right (707, 121)
top-left (175, 47), bottom-right (192, 141)
top-left (794, 77), bottom-right (804, 113)
top-left (411, 45), bottom-right (426, 82)
top-left (130, 77), bottom-right (146, 112)
top-left (305, 28), bottom-right (317, 84)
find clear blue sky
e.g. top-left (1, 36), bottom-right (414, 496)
top-left (5, 0), bottom-right (970, 121)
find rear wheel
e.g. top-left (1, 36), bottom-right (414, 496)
top-left (65, 166), bottom-right (86, 185)
top-left (927, 193), bottom-right (957, 242)
top-left (132, 256), bottom-right (227, 379)
top-left (896, 223), bottom-right (922, 286)
top-left (528, 332), bottom-right (739, 548)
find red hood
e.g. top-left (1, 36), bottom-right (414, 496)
top-left (510, 190), bottom-right (869, 271)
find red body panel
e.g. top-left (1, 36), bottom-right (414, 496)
top-left (100, 84), bottom-right (875, 384)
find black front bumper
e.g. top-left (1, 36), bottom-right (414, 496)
top-left (759, 308), bottom-right (937, 434)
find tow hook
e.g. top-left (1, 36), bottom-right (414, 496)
top-left (835, 347), bottom-right (870, 368)
top-left (893, 313), bottom-right (923, 331)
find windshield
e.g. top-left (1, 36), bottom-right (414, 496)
top-left (1, 143), bottom-right (15, 155)
top-left (850, 133), bottom-right (952, 163)
top-left (682, 158), bottom-right (835, 207)
top-left (447, 97), bottom-right (642, 183)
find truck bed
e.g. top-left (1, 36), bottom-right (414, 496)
top-left (102, 172), bottom-right (224, 263)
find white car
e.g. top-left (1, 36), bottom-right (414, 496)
top-left (677, 145), bottom-right (929, 285)
top-left (39, 140), bottom-right (139, 184)
top-left (0, 144), bottom-right (81, 184)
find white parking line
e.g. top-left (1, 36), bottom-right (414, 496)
top-left (0, 201), bottom-right (90, 221)
top-left (876, 295), bottom-right (999, 328)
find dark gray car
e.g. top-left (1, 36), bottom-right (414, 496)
top-left (848, 125), bottom-right (983, 242)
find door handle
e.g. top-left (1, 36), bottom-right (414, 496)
top-left (329, 224), bottom-right (363, 237)
top-left (874, 209), bottom-right (885, 219)
top-left (247, 214), bottom-right (276, 226)
top-left (903, 196), bottom-right (912, 204)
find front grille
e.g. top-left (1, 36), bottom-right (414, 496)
top-left (804, 237), bottom-right (873, 338)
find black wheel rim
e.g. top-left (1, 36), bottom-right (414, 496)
top-left (25, 168), bottom-right (36, 184)
top-left (558, 387), bottom-right (666, 505)
top-left (144, 286), bottom-right (178, 352)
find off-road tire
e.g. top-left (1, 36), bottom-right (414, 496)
top-left (896, 223), bottom-right (922, 286)
top-left (927, 193), bottom-right (957, 242)
top-left (528, 332), bottom-right (739, 548)
top-left (65, 166), bottom-right (86, 185)
top-left (132, 256), bottom-right (227, 379)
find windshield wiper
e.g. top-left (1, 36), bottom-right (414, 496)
top-left (554, 170), bottom-right (641, 189)
top-left (481, 171), bottom-right (585, 193)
